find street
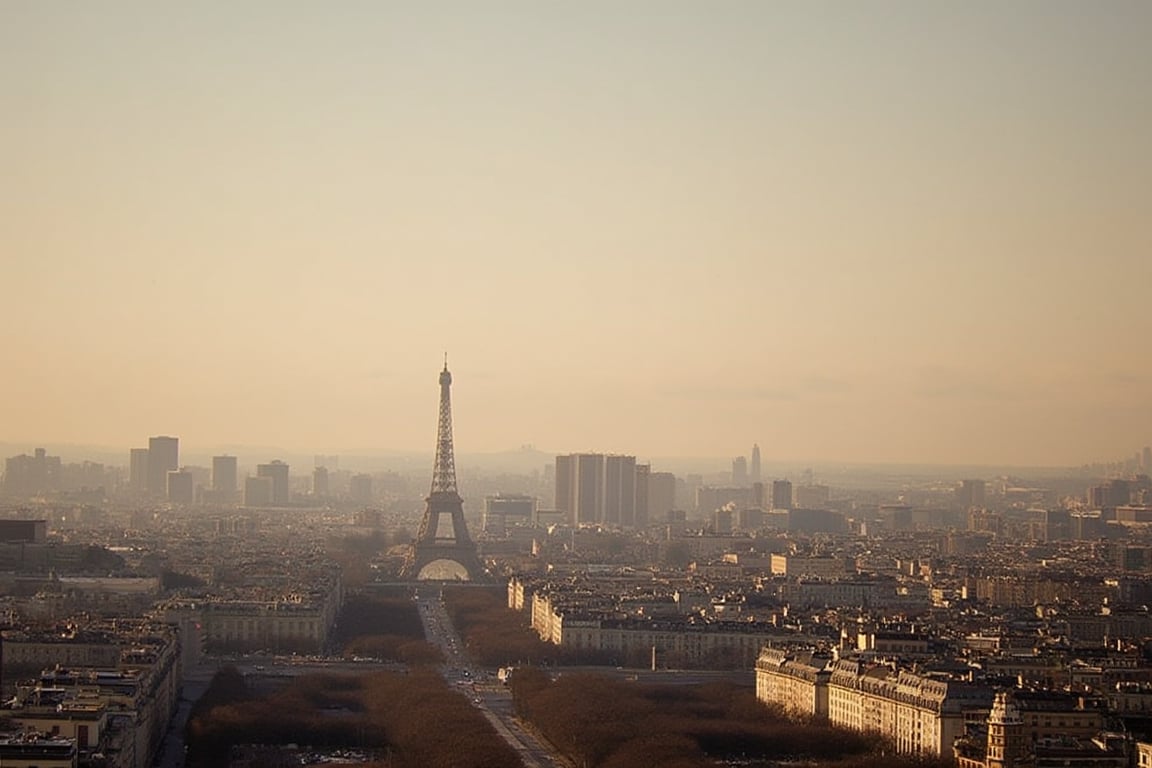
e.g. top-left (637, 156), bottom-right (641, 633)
top-left (414, 587), bottom-right (570, 768)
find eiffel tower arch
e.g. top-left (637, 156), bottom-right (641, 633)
top-left (401, 361), bottom-right (487, 582)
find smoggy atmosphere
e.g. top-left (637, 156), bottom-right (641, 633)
top-left (3, 2), bottom-right (1150, 466)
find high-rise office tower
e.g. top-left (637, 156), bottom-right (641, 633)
top-left (1087, 484), bottom-right (1110, 509)
top-left (313, 466), bottom-right (330, 498)
top-left (732, 456), bottom-right (748, 486)
top-left (555, 452), bottom-right (643, 527)
top-left (212, 455), bottom-right (238, 496)
top-left (1109, 478), bottom-right (1132, 507)
top-left (648, 471), bottom-right (676, 522)
top-left (572, 453), bottom-right (605, 526)
top-left (634, 463), bottom-right (650, 528)
top-left (750, 444), bottom-right (762, 483)
top-left (1144, 446), bottom-right (1151, 473)
top-left (257, 460), bottom-right (290, 506)
top-left (245, 475), bottom-right (274, 507)
top-left (714, 506), bottom-right (733, 534)
top-left (751, 482), bottom-right (766, 508)
top-left (147, 436), bottom-right (178, 497)
top-left (604, 454), bottom-right (636, 527)
top-left (129, 448), bottom-right (149, 493)
top-left (771, 479), bottom-right (793, 510)
top-left (350, 473), bottom-right (373, 504)
top-left (167, 469), bottom-right (195, 504)
top-left (554, 455), bottom-right (572, 515)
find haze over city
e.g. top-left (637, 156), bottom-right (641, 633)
top-left (3, 2), bottom-right (1150, 466)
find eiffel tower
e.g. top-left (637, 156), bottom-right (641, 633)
top-left (401, 360), bottom-right (486, 581)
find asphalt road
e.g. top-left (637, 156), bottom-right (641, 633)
top-left (415, 587), bottom-right (571, 768)
top-left (154, 663), bottom-right (215, 768)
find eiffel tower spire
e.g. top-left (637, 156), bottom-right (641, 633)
top-left (430, 356), bottom-right (458, 496)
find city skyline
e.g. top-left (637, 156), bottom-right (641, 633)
top-left (3, 3), bottom-right (1150, 466)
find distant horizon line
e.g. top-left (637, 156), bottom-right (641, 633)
top-left (0, 438), bottom-right (1138, 475)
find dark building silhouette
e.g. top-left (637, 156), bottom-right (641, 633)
top-left (129, 447), bottom-right (149, 493)
top-left (3, 448), bottom-right (61, 497)
top-left (256, 460), bottom-right (290, 506)
top-left (212, 455), bottom-right (238, 496)
top-left (732, 455), bottom-right (748, 485)
top-left (167, 469), bottom-right (195, 504)
top-left (771, 479), bottom-right (793, 510)
top-left (0, 519), bottom-right (48, 543)
top-left (350, 473), bottom-right (373, 504)
top-left (146, 436), bottom-right (178, 497)
top-left (313, 466), bottom-right (330, 498)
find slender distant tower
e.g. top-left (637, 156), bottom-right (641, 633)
top-left (750, 443), bottom-right (762, 483)
top-left (402, 360), bottom-right (485, 580)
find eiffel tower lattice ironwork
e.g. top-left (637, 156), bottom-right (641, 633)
top-left (401, 360), bottom-right (486, 581)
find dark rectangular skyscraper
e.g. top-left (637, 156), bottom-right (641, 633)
top-left (771, 480), bottom-right (793, 510)
top-left (167, 469), bottom-right (194, 504)
top-left (732, 456), bottom-right (748, 485)
top-left (147, 436), bottom-right (178, 497)
top-left (129, 448), bottom-right (149, 493)
top-left (257, 460), bottom-right (290, 506)
top-left (572, 453), bottom-right (604, 526)
top-left (212, 455), bottom-right (238, 495)
top-left (604, 454), bottom-right (636, 527)
top-left (648, 471), bottom-right (676, 521)
top-left (313, 466), bottom-right (329, 498)
top-left (350, 473), bottom-right (373, 503)
top-left (554, 455), bottom-right (572, 515)
top-left (634, 463), bottom-right (650, 528)
top-left (555, 452), bottom-right (641, 527)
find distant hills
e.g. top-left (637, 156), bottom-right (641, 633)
top-left (0, 441), bottom-right (1088, 483)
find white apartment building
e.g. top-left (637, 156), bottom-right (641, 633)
top-left (756, 650), bottom-right (994, 759)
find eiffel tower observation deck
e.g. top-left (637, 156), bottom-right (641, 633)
top-left (401, 359), bottom-right (486, 581)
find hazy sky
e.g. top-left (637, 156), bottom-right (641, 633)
top-left (3, 2), bottom-right (1150, 467)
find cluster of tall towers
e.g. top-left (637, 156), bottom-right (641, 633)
top-left (732, 443), bottom-right (762, 486)
top-left (128, 436), bottom-right (179, 498)
top-left (554, 454), bottom-right (641, 528)
top-left (127, 436), bottom-right (292, 506)
top-left (552, 454), bottom-right (676, 528)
